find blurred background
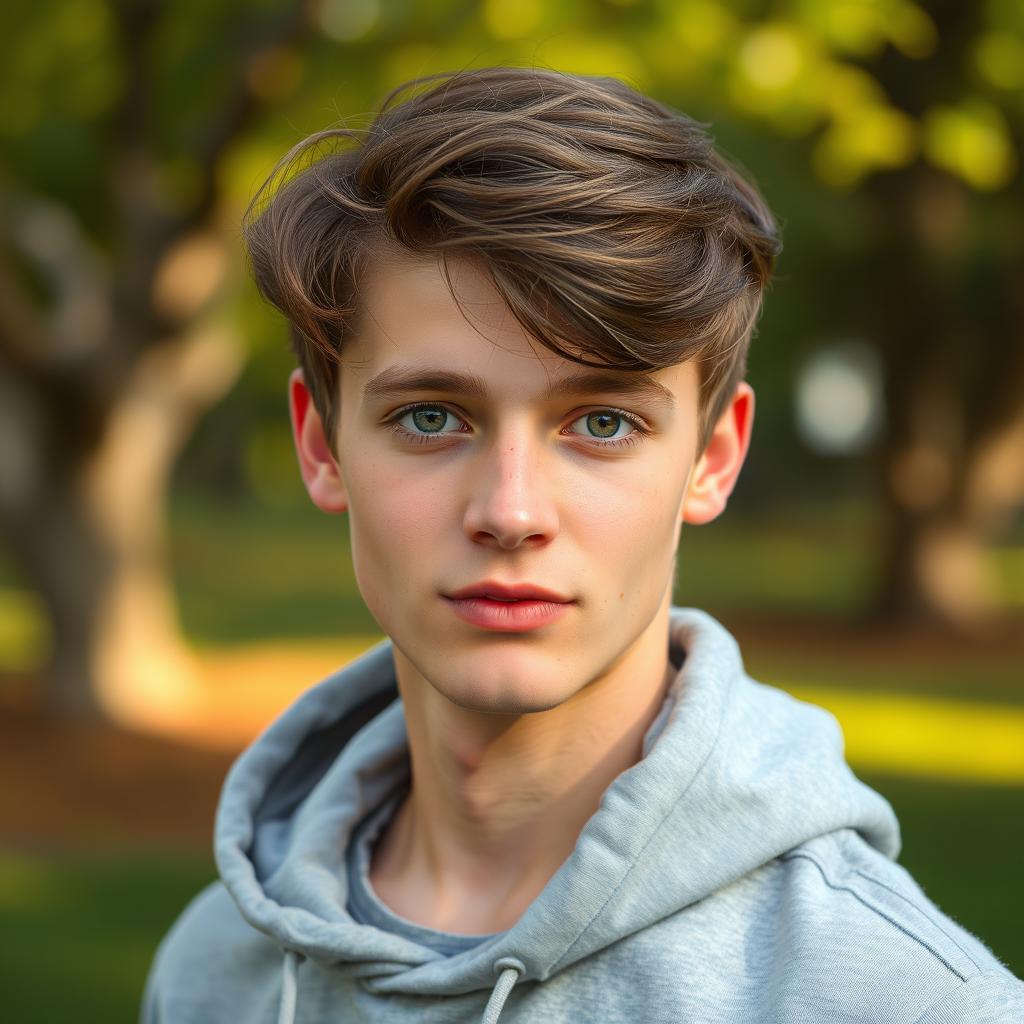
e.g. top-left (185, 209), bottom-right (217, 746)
top-left (1, 0), bottom-right (1022, 1018)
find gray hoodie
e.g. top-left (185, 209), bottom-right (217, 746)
top-left (142, 606), bottom-right (1024, 1022)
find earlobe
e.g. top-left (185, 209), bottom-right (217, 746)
top-left (288, 368), bottom-right (349, 514)
top-left (682, 382), bottom-right (755, 526)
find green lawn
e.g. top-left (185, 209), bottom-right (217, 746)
top-left (745, 650), bottom-right (1024, 707)
top-left (0, 848), bottom-right (215, 1024)
top-left (1, 775), bottom-right (1020, 1021)
top-left (863, 774), bottom-right (1024, 979)
top-left (0, 495), bottom-right (1021, 1018)
top-left (1, 492), bottom-right (1019, 660)
top-left (168, 491), bottom-right (1022, 640)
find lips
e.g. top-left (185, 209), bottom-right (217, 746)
top-left (444, 580), bottom-right (573, 603)
top-left (442, 583), bottom-right (574, 632)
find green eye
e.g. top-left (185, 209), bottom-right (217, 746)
top-left (569, 410), bottom-right (636, 442)
top-left (394, 404), bottom-right (464, 435)
top-left (389, 403), bottom-right (647, 450)
top-left (410, 407), bottom-right (450, 433)
top-left (585, 412), bottom-right (623, 438)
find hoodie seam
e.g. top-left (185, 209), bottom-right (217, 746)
top-left (849, 867), bottom-right (985, 976)
top-left (823, 831), bottom-right (985, 976)
top-left (783, 851), bottom-right (969, 983)
top-left (550, 676), bottom-right (732, 973)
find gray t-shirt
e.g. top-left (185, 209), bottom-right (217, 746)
top-left (344, 648), bottom-right (687, 955)
top-left (346, 789), bottom-right (501, 957)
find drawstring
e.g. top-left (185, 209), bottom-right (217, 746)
top-left (277, 948), bottom-right (304, 1024)
top-left (276, 948), bottom-right (523, 1024)
top-left (480, 957), bottom-right (525, 1024)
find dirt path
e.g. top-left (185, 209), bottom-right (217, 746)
top-left (0, 695), bottom-right (235, 852)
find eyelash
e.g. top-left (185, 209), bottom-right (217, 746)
top-left (385, 402), bottom-right (652, 450)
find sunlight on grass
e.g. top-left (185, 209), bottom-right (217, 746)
top-left (791, 687), bottom-right (1024, 785)
top-left (180, 643), bottom-right (1024, 788)
top-left (3, 496), bottom-right (1022, 783)
top-left (185, 637), bottom-right (384, 747)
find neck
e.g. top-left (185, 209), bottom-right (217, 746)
top-left (369, 609), bottom-right (677, 935)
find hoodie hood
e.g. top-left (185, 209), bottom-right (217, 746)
top-left (214, 606), bottom-right (900, 1005)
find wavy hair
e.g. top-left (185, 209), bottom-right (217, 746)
top-left (244, 65), bottom-right (781, 454)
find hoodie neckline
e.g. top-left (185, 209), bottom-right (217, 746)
top-left (215, 606), bottom-right (900, 999)
top-left (346, 786), bottom-right (501, 956)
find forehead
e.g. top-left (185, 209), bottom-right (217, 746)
top-left (342, 251), bottom-right (696, 408)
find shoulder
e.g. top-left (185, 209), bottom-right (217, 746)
top-left (142, 881), bottom-right (281, 1022)
top-left (911, 972), bottom-right (1024, 1023)
top-left (781, 830), bottom-right (1011, 978)
top-left (776, 829), bottom-right (1024, 1020)
top-left (623, 829), bottom-right (1023, 1022)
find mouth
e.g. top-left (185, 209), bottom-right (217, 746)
top-left (441, 580), bottom-right (574, 632)
top-left (444, 580), bottom-right (573, 603)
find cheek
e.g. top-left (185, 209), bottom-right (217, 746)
top-left (560, 476), bottom-right (681, 619)
top-left (570, 473), bottom-right (681, 558)
top-left (344, 458), bottom-right (455, 601)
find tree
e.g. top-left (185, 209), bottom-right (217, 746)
top-left (635, 0), bottom-right (1024, 630)
top-left (0, 0), bottom-right (315, 718)
top-left (3, 0), bottom-right (1021, 720)
top-left (427, 0), bottom-right (1024, 630)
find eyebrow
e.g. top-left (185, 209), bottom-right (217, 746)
top-left (361, 365), bottom-right (676, 411)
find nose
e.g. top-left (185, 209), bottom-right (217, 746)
top-left (462, 428), bottom-right (560, 550)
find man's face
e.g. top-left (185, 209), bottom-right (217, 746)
top-left (300, 252), bottom-right (736, 714)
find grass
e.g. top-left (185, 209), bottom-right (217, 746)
top-left (0, 491), bottom-right (1019, 654)
top-left (169, 494), bottom-right (381, 641)
top-left (168, 492), bottom-right (1024, 642)
top-left (747, 651), bottom-right (1024, 706)
top-left (864, 774), bottom-right (1024, 978)
top-left (0, 848), bottom-right (215, 1024)
top-left (1, 776), bottom-right (1020, 1021)
top-left (0, 493), bottom-right (1020, 1016)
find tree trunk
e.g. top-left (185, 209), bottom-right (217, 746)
top-left (864, 167), bottom-right (1024, 633)
top-left (853, 0), bottom-right (1024, 632)
top-left (0, 322), bottom-right (242, 724)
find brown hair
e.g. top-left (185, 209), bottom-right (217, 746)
top-left (244, 65), bottom-right (781, 454)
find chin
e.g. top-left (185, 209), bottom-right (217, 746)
top-left (451, 694), bottom-right (567, 716)
top-left (438, 677), bottom-right (576, 716)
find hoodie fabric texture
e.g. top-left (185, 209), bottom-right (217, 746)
top-left (142, 606), bottom-right (1024, 1023)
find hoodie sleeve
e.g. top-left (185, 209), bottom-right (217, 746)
top-left (137, 881), bottom-right (224, 1024)
top-left (913, 971), bottom-right (1024, 1024)
top-left (139, 907), bottom-right (188, 1024)
top-left (139, 962), bottom-right (161, 1024)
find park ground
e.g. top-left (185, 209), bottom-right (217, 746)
top-left (1, 498), bottom-right (1022, 1019)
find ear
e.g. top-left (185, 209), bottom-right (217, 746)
top-left (288, 367), bottom-right (348, 514)
top-left (682, 382), bottom-right (755, 525)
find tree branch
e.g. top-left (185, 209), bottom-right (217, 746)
top-left (172, 0), bottom-right (317, 237)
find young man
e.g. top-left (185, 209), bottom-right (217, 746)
top-left (142, 67), bottom-right (1023, 1022)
